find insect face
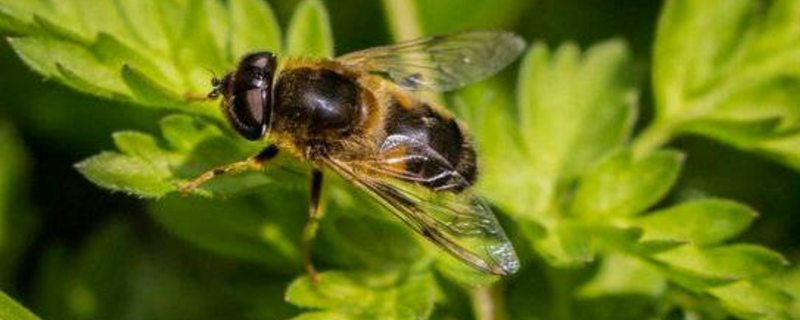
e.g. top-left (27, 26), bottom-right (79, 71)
top-left (219, 52), bottom-right (278, 140)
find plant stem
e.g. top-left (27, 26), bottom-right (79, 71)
top-left (546, 266), bottom-right (573, 320)
top-left (471, 283), bottom-right (509, 320)
top-left (379, 0), bottom-right (445, 105)
top-left (631, 118), bottom-right (676, 158)
top-left (380, 0), bottom-right (424, 41)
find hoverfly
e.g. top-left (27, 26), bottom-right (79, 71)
top-left (181, 31), bottom-right (525, 281)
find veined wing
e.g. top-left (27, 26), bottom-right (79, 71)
top-left (336, 31), bottom-right (526, 92)
top-left (320, 140), bottom-right (520, 275)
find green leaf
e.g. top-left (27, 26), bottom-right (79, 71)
top-left (112, 131), bottom-right (170, 167)
top-left (289, 311), bottom-right (362, 320)
top-left (76, 115), bottom-right (261, 198)
top-left (33, 13), bottom-right (90, 44)
top-left (578, 254), bottom-right (666, 297)
top-left (0, 3), bottom-right (38, 35)
top-left (72, 0), bottom-right (131, 42)
top-left (410, 0), bottom-right (532, 35)
top-left (286, 0), bottom-right (334, 57)
top-left (454, 81), bottom-right (543, 218)
top-left (120, 64), bottom-right (211, 116)
top-left (461, 40), bottom-right (636, 222)
top-left (770, 264), bottom-right (800, 318)
top-left (112, 0), bottom-right (172, 55)
top-left (158, 114), bottom-right (223, 153)
top-left (522, 220), bottom-right (594, 267)
top-left (286, 271), bottom-right (436, 320)
top-left (653, 0), bottom-right (757, 115)
top-left (634, 199), bottom-right (757, 246)
top-left (656, 245), bottom-right (789, 282)
top-left (176, 0), bottom-right (230, 79)
top-left (571, 150), bottom-right (684, 219)
top-left (229, 0), bottom-right (282, 59)
top-left (647, 0), bottom-right (800, 170)
top-left (75, 151), bottom-right (175, 198)
top-left (0, 291), bottom-right (42, 320)
top-left (708, 281), bottom-right (793, 320)
top-left (459, 41), bottom-right (640, 271)
top-left (91, 33), bottom-right (181, 88)
top-left (149, 191), bottom-right (304, 269)
top-left (8, 37), bottom-right (130, 98)
top-left (0, 0), bottom-right (286, 118)
top-left (517, 40), bottom-right (636, 189)
top-left (680, 117), bottom-right (792, 147)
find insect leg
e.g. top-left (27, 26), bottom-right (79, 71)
top-left (178, 144), bottom-right (279, 195)
top-left (303, 168), bottom-right (325, 284)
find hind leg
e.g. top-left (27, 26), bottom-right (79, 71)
top-left (303, 168), bottom-right (325, 284)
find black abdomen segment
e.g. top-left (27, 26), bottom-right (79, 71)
top-left (384, 101), bottom-right (477, 190)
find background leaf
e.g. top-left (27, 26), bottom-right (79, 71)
top-left (148, 190), bottom-right (305, 270)
top-left (633, 199), bottom-right (757, 246)
top-left (571, 150), bottom-right (683, 220)
top-left (0, 291), bottom-right (41, 320)
top-left (286, 0), bottom-right (334, 57)
top-left (286, 271), bottom-right (436, 320)
top-left (470, 40), bottom-right (636, 219)
top-left (642, 0), bottom-right (800, 170)
top-left (0, 123), bottom-right (37, 289)
top-left (229, 0), bottom-right (282, 59)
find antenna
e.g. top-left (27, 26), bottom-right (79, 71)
top-left (204, 67), bottom-right (223, 100)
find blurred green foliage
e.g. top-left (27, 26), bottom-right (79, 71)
top-left (0, 0), bottom-right (799, 320)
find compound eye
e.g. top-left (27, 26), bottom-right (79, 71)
top-left (226, 87), bottom-right (268, 140)
top-left (224, 51), bottom-right (276, 140)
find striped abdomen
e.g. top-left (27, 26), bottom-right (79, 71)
top-left (382, 96), bottom-right (478, 191)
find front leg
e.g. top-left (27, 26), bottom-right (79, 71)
top-left (303, 168), bottom-right (325, 284)
top-left (179, 144), bottom-right (279, 195)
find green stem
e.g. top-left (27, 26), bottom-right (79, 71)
top-left (379, 0), bottom-right (443, 106)
top-left (546, 266), bottom-right (573, 320)
top-left (470, 283), bottom-right (509, 320)
top-left (631, 118), bottom-right (677, 158)
top-left (380, 0), bottom-right (424, 41)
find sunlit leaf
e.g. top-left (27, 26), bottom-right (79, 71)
top-left (286, 271), bottom-right (436, 320)
top-left (579, 254), bottom-right (666, 297)
top-left (75, 151), bottom-right (174, 198)
top-left (648, 0), bottom-right (800, 170)
top-left (709, 281), bottom-right (793, 319)
top-left (286, 0), bottom-right (334, 57)
top-left (0, 291), bottom-right (41, 320)
top-left (634, 199), bottom-right (757, 246)
top-left (571, 150), bottom-right (683, 219)
top-left (76, 115), bottom-right (266, 198)
top-left (656, 245), bottom-right (788, 282)
top-left (229, 0), bottom-right (282, 59)
top-left (518, 40), bottom-right (635, 185)
top-left (9, 37), bottom-right (130, 98)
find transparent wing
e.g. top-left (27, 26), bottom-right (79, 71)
top-left (336, 31), bottom-right (526, 92)
top-left (321, 140), bottom-right (520, 275)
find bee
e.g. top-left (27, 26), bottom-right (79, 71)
top-left (181, 31), bottom-right (525, 281)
